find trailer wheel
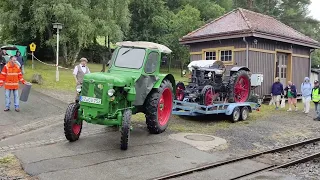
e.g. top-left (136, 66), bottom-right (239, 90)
top-left (145, 79), bottom-right (173, 134)
top-left (64, 103), bottom-right (82, 142)
top-left (230, 107), bottom-right (241, 123)
top-left (200, 85), bottom-right (214, 106)
top-left (228, 70), bottom-right (251, 103)
top-left (176, 82), bottom-right (185, 101)
top-left (240, 106), bottom-right (249, 121)
top-left (120, 109), bottom-right (131, 150)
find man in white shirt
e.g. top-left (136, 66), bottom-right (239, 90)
top-left (73, 57), bottom-right (90, 85)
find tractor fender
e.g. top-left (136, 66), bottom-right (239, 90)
top-left (225, 104), bottom-right (252, 115)
top-left (230, 66), bottom-right (250, 76)
top-left (153, 74), bottom-right (176, 94)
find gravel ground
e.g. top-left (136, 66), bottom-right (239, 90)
top-left (0, 154), bottom-right (36, 180)
top-left (275, 158), bottom-right (320, 180)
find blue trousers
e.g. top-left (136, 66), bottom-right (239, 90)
top-left (5, 89), bottom-right (19, 109)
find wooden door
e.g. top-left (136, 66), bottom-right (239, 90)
top-left (276, 53), bottom-right (288, 85)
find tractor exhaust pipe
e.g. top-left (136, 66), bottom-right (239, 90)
top-left (243, 37), bottom-right (249, 68)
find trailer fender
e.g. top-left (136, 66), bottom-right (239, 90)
top-left (225, 104), bottom-right (252, 115)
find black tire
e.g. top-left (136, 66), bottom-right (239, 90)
top-left (64, 103), bottom-right (82, 142)
top-left (200, 85), bottom-right (214, 106)
top-left (230, 107), bottom-right (241, 123)
top-left (240, 106), bottom-right (250, 121)
top-left (176, 82), bottom-right (185, 101)
top-left (145, 79), bottom-right (173, 134)
top-left (121, 109), bottom-right (131, 150)
top-left (228, 70), bottom-right (251, 103)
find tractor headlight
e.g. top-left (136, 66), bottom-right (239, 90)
top-left (208, 72), bottom-right (212, 77)
top-left (108, 89), bottom-right (115, 96)
top-left (182, 70), bottom-right (187, 75)
top-left (76, 87), bottom-right (81, 93)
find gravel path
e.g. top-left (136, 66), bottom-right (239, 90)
top-left (275, 158), bottom-right (320, 180)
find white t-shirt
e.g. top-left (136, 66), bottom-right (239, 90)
top-left (73, 64), bottom-right (90, 75)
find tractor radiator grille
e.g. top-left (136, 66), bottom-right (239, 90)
top-left (81, 83), bottom-right (89, 96)
top-left (94, 84), bottom-right (103, 99)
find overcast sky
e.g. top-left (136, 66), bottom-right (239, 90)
top-left (309, 0), bottom-right (320, 20)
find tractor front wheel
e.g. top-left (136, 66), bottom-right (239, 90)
top-left (200, 85), bottom-right (214, 106)
top-left (145, 80), bottom-right (173, 134)
top-left (176, 82), bottom-right (185, 101)
top-left (228, 70), bottom-right (251, 103)
top-left (64, 103), bottom-right (83, 142)
top-left (120, 109), bottom-right (132, 150)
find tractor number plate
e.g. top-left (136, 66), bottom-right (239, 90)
top-left (80, 96), bottom-right (102, 105)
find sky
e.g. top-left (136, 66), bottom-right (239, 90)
top-left (309, 0), bottom-right (320, 21)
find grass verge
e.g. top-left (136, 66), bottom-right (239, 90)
top-left (0, 154), bottom-right (35, 179)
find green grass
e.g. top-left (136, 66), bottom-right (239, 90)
top-left (0, 155), bottom-right (15, 165)
top-left (24, 61), bottom-right (188, 91)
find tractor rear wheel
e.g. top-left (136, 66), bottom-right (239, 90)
top-left (64, 103), bottom-right (82, 142)
top-left (120, 109), bottom-right (131, 150)
top-left (200, 85), bottom-right (214, 106)
top-left (228, 70), bottom-right (251, 103)
top-left (145, 80), bottom-right (173, 134)
top-left (176, 82), bottom-right (185, 101)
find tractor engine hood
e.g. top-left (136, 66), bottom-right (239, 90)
top-left (83, 72), bottom-right (134, 87)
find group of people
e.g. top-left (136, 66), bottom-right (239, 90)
top-left (271, 77), bottom-right (320, 121)
top-left (0, 49), bottom-right (24, 74)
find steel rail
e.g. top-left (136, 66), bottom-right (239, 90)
top-left (150, 137), bottom-right (320, 180)
top-left (230, 152), bottom-right (320, 179)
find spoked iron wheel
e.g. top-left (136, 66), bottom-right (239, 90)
top-left (200, 85), bottom-right (214, 106)
top-left (228, 70), bottom-right (251, 103)
top-left (145, 80), bottom-right (173, 134)
top-left (176, 82), bottom-right (185, 101)
top-left (64, 103), bottom-right (83, 142)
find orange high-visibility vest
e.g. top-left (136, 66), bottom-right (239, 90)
top-left (0, 62), bottom-right (26, 89)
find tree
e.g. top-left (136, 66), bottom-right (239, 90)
top-left (0, 0), bottom-right (131, 66)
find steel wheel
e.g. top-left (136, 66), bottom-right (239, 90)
top-left (200, 85), bottom-right (214, 106)
top-left (228, 70), bottom-right (251, 103)
top-left (176, 82), bottom-right (185, 101)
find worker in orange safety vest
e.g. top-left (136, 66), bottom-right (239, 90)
top-left (0, 56), bottom-right (28, 112)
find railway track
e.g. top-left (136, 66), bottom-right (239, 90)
top-left (151, 137), bottom-right (320, 180)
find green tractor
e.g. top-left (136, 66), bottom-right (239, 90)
top-left (64, 41), bottom-right (175, 150)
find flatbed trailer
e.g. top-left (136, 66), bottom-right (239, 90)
top-left (172, 100), bottom-right (261, 122)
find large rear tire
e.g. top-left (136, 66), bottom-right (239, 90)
top-left (120, 109), bottom-right (131, 150)
top-left (228, 70), bottom-right (251, 103)
top-left (64, 103), bottom-right (82, 142)
top-left (145, 80), bottom-right (173, 134)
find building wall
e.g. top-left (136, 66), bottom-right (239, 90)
top-left (292, 57), bottom-right (310, 93)
top-left (187, 36), bottom-right (312, 98)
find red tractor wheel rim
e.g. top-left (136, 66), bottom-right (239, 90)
top-left (158, 88), bottom-right (173, 126)
top-left (176, 84), bottom-right (185, 101)
top-left (72, 110), bottom-right (81, 135)
top-left (205, 88), bottom-right (214, 106)
top-left (234, 76), bottom-right (250, 102)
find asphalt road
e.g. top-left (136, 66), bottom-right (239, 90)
top-left (0, 87), bottom-right (299, 180)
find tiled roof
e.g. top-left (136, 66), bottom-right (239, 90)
top-left (180, 8), bottom-right (320, 48)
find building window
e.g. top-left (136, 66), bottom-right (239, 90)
top-left (205, 51), bottom-right (216, 60)
top-left (220, 50), bottom-right (232, 61)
